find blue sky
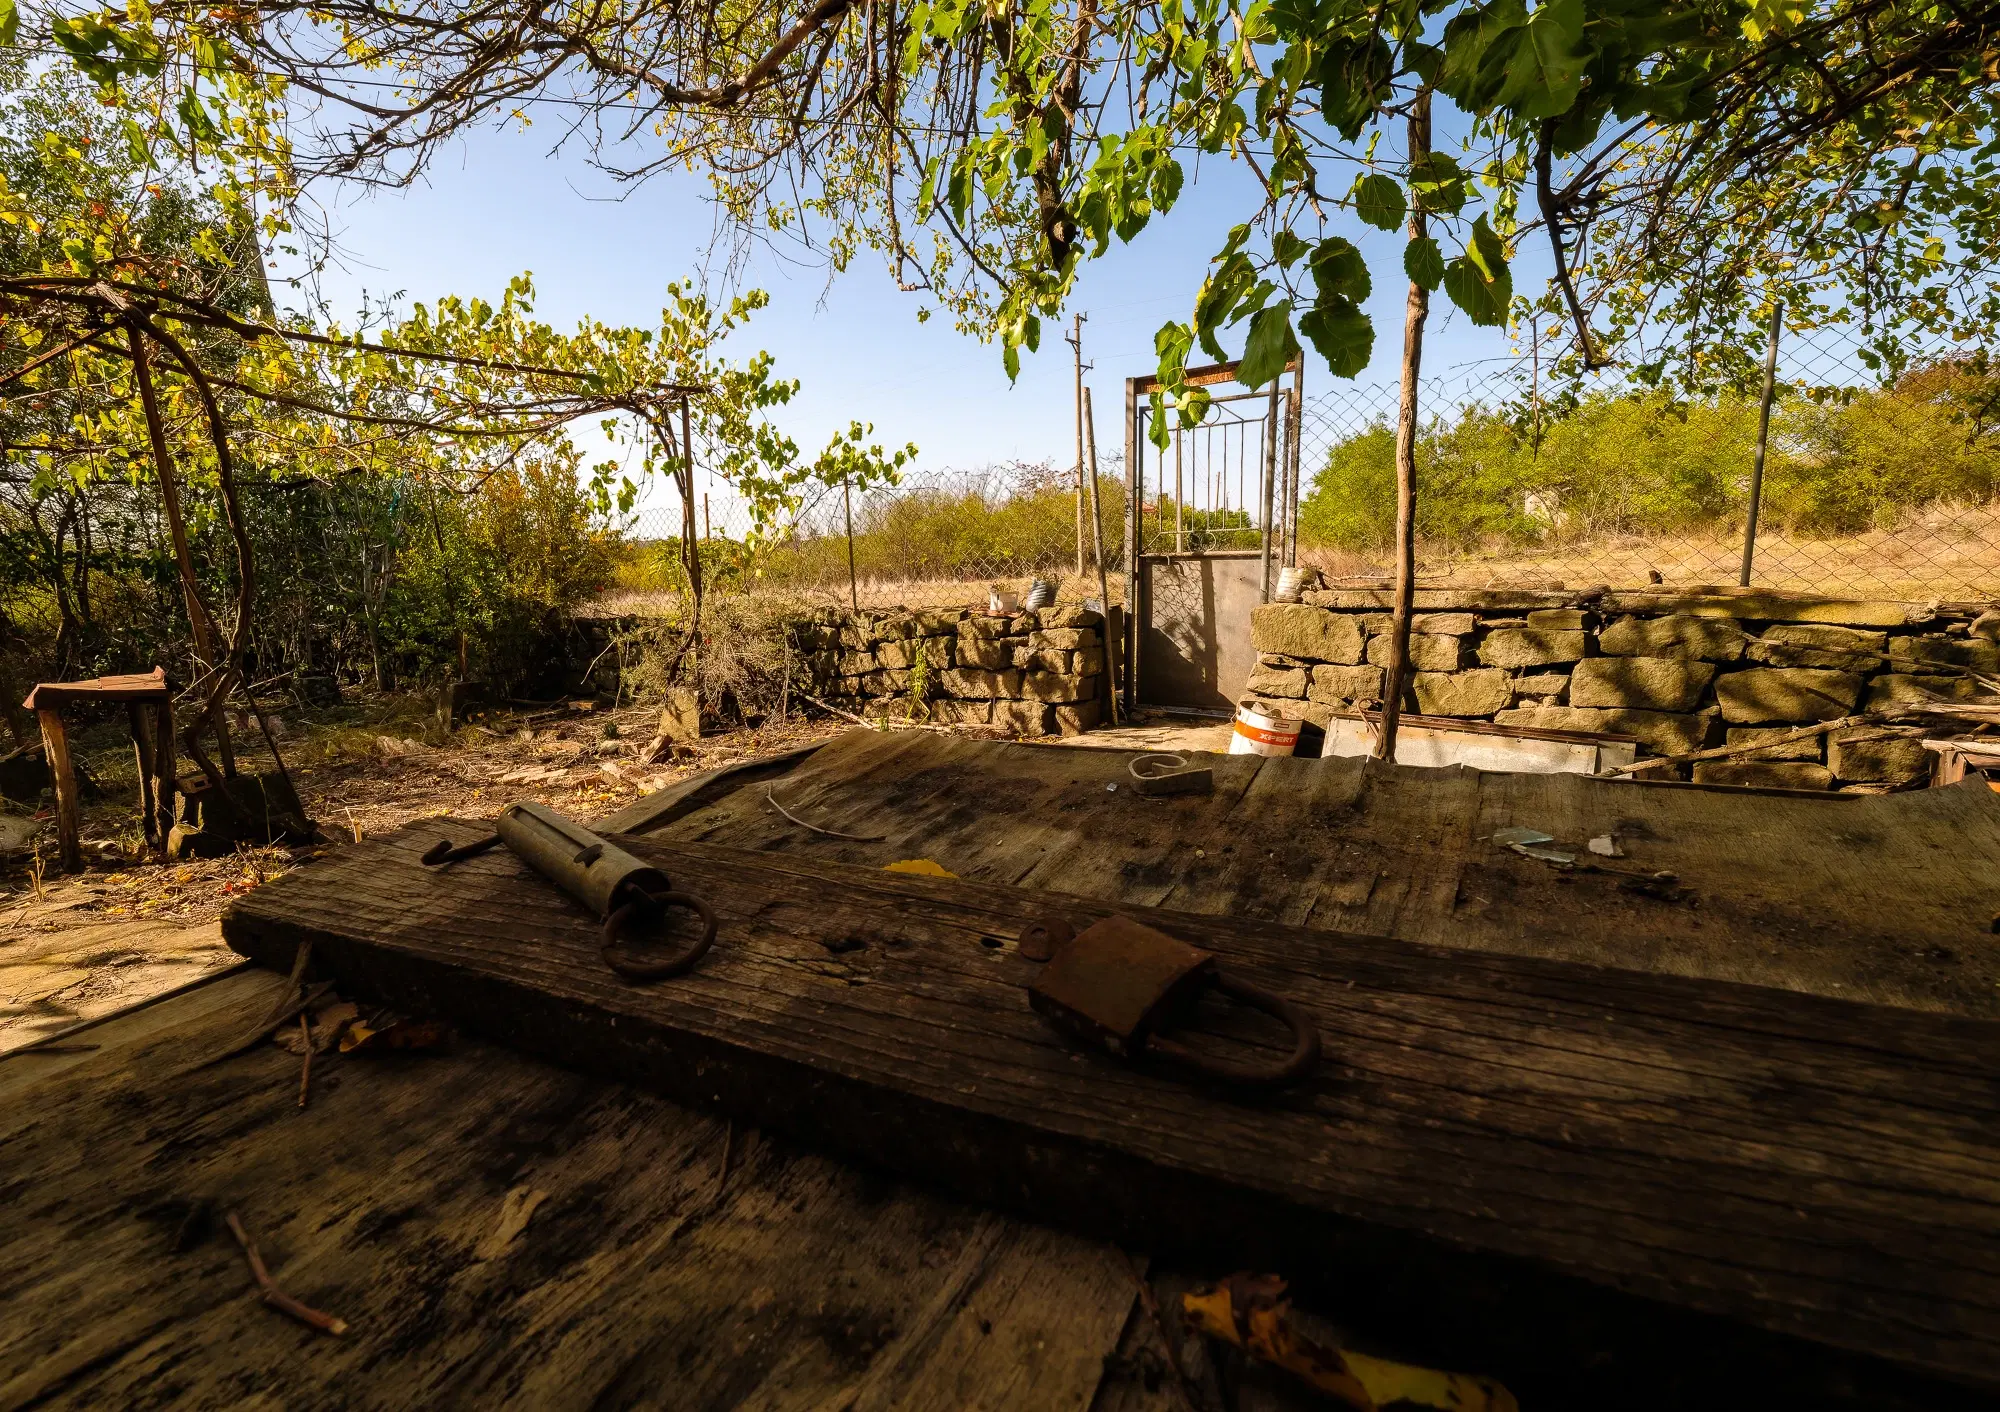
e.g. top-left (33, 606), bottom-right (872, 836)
top-left (302, 118), bottom-right (1529, 511)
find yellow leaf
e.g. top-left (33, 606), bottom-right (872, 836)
top-left (884, 858), bottom-right (955, 877)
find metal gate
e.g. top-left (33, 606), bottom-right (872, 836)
top-left (1121, 359), bottom-right (1304, 714)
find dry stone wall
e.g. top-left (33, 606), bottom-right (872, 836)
top-left (1244, 586), bottom-right (1999, 790)
top-left (793, 605), bottom-right (1107, 736)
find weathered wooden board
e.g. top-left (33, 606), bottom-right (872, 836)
top-left (647, 727), bottom-right (2000, 1017)
top-left (0, 967), bottom-right (1142, 1411)
top-left (223, 817), bottom-right (2000, 1405)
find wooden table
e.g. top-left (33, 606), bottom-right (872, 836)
top-left (4, 728), bottom-right (1998, 1411)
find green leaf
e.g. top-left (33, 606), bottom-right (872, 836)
top-left (1465, 213), bottom-right (1509, 281)
top-left (1308, 237), bottom-right (1370, 302)
top-left (1316, 34), bottom-right (1393, 140)
top-left (1298, 296), bottom-right (1374, 378)
top-left (1500, 0), bottom-right (1590, 119)
top-left (1408, 152), bottom-right (1469, 214)
top-left (1352, 173), bottom-right (1406, 232)
top-left (1272, 229), bottom-right (1309, 267)
top-left (1404, 236), bottom-right (1446, 290)
top-left (0, 0), bottom-right (19, 48)
top-left (1441, 215), bottom-right (1513, 324)
top-left (1237, 301), bottom-right (1298, 388)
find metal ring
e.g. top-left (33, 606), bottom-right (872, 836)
top-left (1144, 969), bottom-right (1321, 1088)
top-left (600, 891), bottom-right (718, 981)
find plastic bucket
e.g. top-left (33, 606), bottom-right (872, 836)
top-left (988, 587), bottom-right (1022, 614)
top-left (1273, 566), bottom-right (1311, 603)
top-left (1229, 699), bottom-right (1301, 757)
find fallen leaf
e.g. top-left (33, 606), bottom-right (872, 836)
top-left (340, 1015), bottom-right (453, 1053)
top-left (884, 859), bottom-right (956, 878)
top-left (475, 1185), bottom-right (551, 1260)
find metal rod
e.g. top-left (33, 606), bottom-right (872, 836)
top-left (1084, 387), bottom-right (1119, 724)
top-left (1124, 378), bottom-right (1142, 710)
top-left (1260, 377), bottom-right (1280, 601)
top-left (842, 471), bottom-right (859, 613)
top-left (1173, 426), bottom-right (1184, 553)
top-left (1740, 302), bottom-right (1783, 588)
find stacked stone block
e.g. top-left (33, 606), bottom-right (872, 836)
top-left (1241, 586), bottom-right (1994, 790)
top-left (793, 605), bottom-right (1106, 737)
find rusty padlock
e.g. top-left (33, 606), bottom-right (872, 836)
top-left (1025, 915), bottom-right (1319, 1088)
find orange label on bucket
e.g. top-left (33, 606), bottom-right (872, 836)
top-left (1234, 719), bottom-right (1297, 746)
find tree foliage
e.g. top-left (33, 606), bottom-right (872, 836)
top-left (35, 0), bottom-right (2000, 430)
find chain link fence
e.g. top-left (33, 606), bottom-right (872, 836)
top-left (1295, 321), bottom-right (2000, 603)
top-left (598, 319), bottom-right (2000, 618)
top-left (605, 459), bottom-right (1129, 613)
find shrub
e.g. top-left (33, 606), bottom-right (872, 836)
top-left (1298, 363), bottom-right (2000, 556)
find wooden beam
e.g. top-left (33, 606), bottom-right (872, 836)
top-left (151, 696), bottom-right (176, 851)
top-left (221, 821), bottom-right (2000, 1406)
top-left (590, 741), bottom-right (826, 836)
top-left (128, 703), bottom-right (157, 853)
top-left (35, 708), bottom-right (80, 874)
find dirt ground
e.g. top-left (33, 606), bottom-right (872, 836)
top-left (0, 693), bottom-right (855, 1054)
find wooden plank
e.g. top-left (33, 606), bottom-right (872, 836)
top-left (591, 741), bottom-right (827, 836)
top-left (222, 823), bottom-right (2000, 1404)
top-left (36, 708), bottom-right (80, 874)
top-left (21, 667), bottom-right (169, 710)
top-left (649, 729), bottom-right (2000, 1019)
top-left (0, 968), bottom-right (1138, 1411)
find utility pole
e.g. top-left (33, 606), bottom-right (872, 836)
top-left (1066, 313), bottom-right (1090, 579)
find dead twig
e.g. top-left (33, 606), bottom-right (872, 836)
top-left (296, 1014), bottom-right (312, 1110)
top-left (1598, 714), bottom-right (1871, 777)
top-left (712, 1118), bottom-right (735, 1208)
top-left (764, 789), bottom-right (887, 842)
top-left (175, 980), bottom-right (333, 1078)
top-left (797, 691), bottom-right (881, 730)
top-left (1124, 1252), bottom-right (1200, 1412)
top-left (224, 1211), bottom-right (349, 1337)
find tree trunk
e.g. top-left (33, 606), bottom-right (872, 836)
top-left (129, 326), bottom-right (235, 776)
top-left (1375, 91), bottom-right (1432, 765)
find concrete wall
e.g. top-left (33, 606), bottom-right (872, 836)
top-left (795, 606), bottom-right (1108, 736)
top-left (1242, 584), bottom-right (1997, 790)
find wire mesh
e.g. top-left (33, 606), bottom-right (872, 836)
top-left (602, 319), bottom-right (2000, 617)
top-left (1292, 321), bottom-right (2000, 602)
top-left (605, 459), bottom-right (1130, 612)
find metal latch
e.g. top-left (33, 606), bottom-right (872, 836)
top-left (1025, 914), bottom-right (1319, 1088)
top-left (422, 802), bottom-right (716, 981)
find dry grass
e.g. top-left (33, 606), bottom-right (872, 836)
top-left (589, 569), bottom-right (1134, 618)
top-left (1299, 501), bottom-right (2000, 603)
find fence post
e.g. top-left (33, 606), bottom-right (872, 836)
top-left (1083, 386), bottom-right (1118, 724)
top-left (1068, 313), bottom-right (1088, 580)
top-left (842, 472), bottom-right (859, 613)
top-left (1740, 302), bottom-right (1783, 587)
top-left (1260, 377), bottom-right (1280, 602)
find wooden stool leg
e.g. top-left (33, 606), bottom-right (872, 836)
top-left (38, 708), bottom-right (81, 874)
top-left (130, 703), bottom-right (158, 853)
top-left (152, 699), bottom-right (177, 855)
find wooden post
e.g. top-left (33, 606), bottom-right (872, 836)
top-left (1376, 89), bottom-right (1433, 766)
top-left (1740, 301), bottom-right (1783, 587)
top-left (38, 708), bottom-right (80, 873)
top-left (152, 696), bottom-right (177, 852)
top-left (129, 703), bottom-right (157, 853)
